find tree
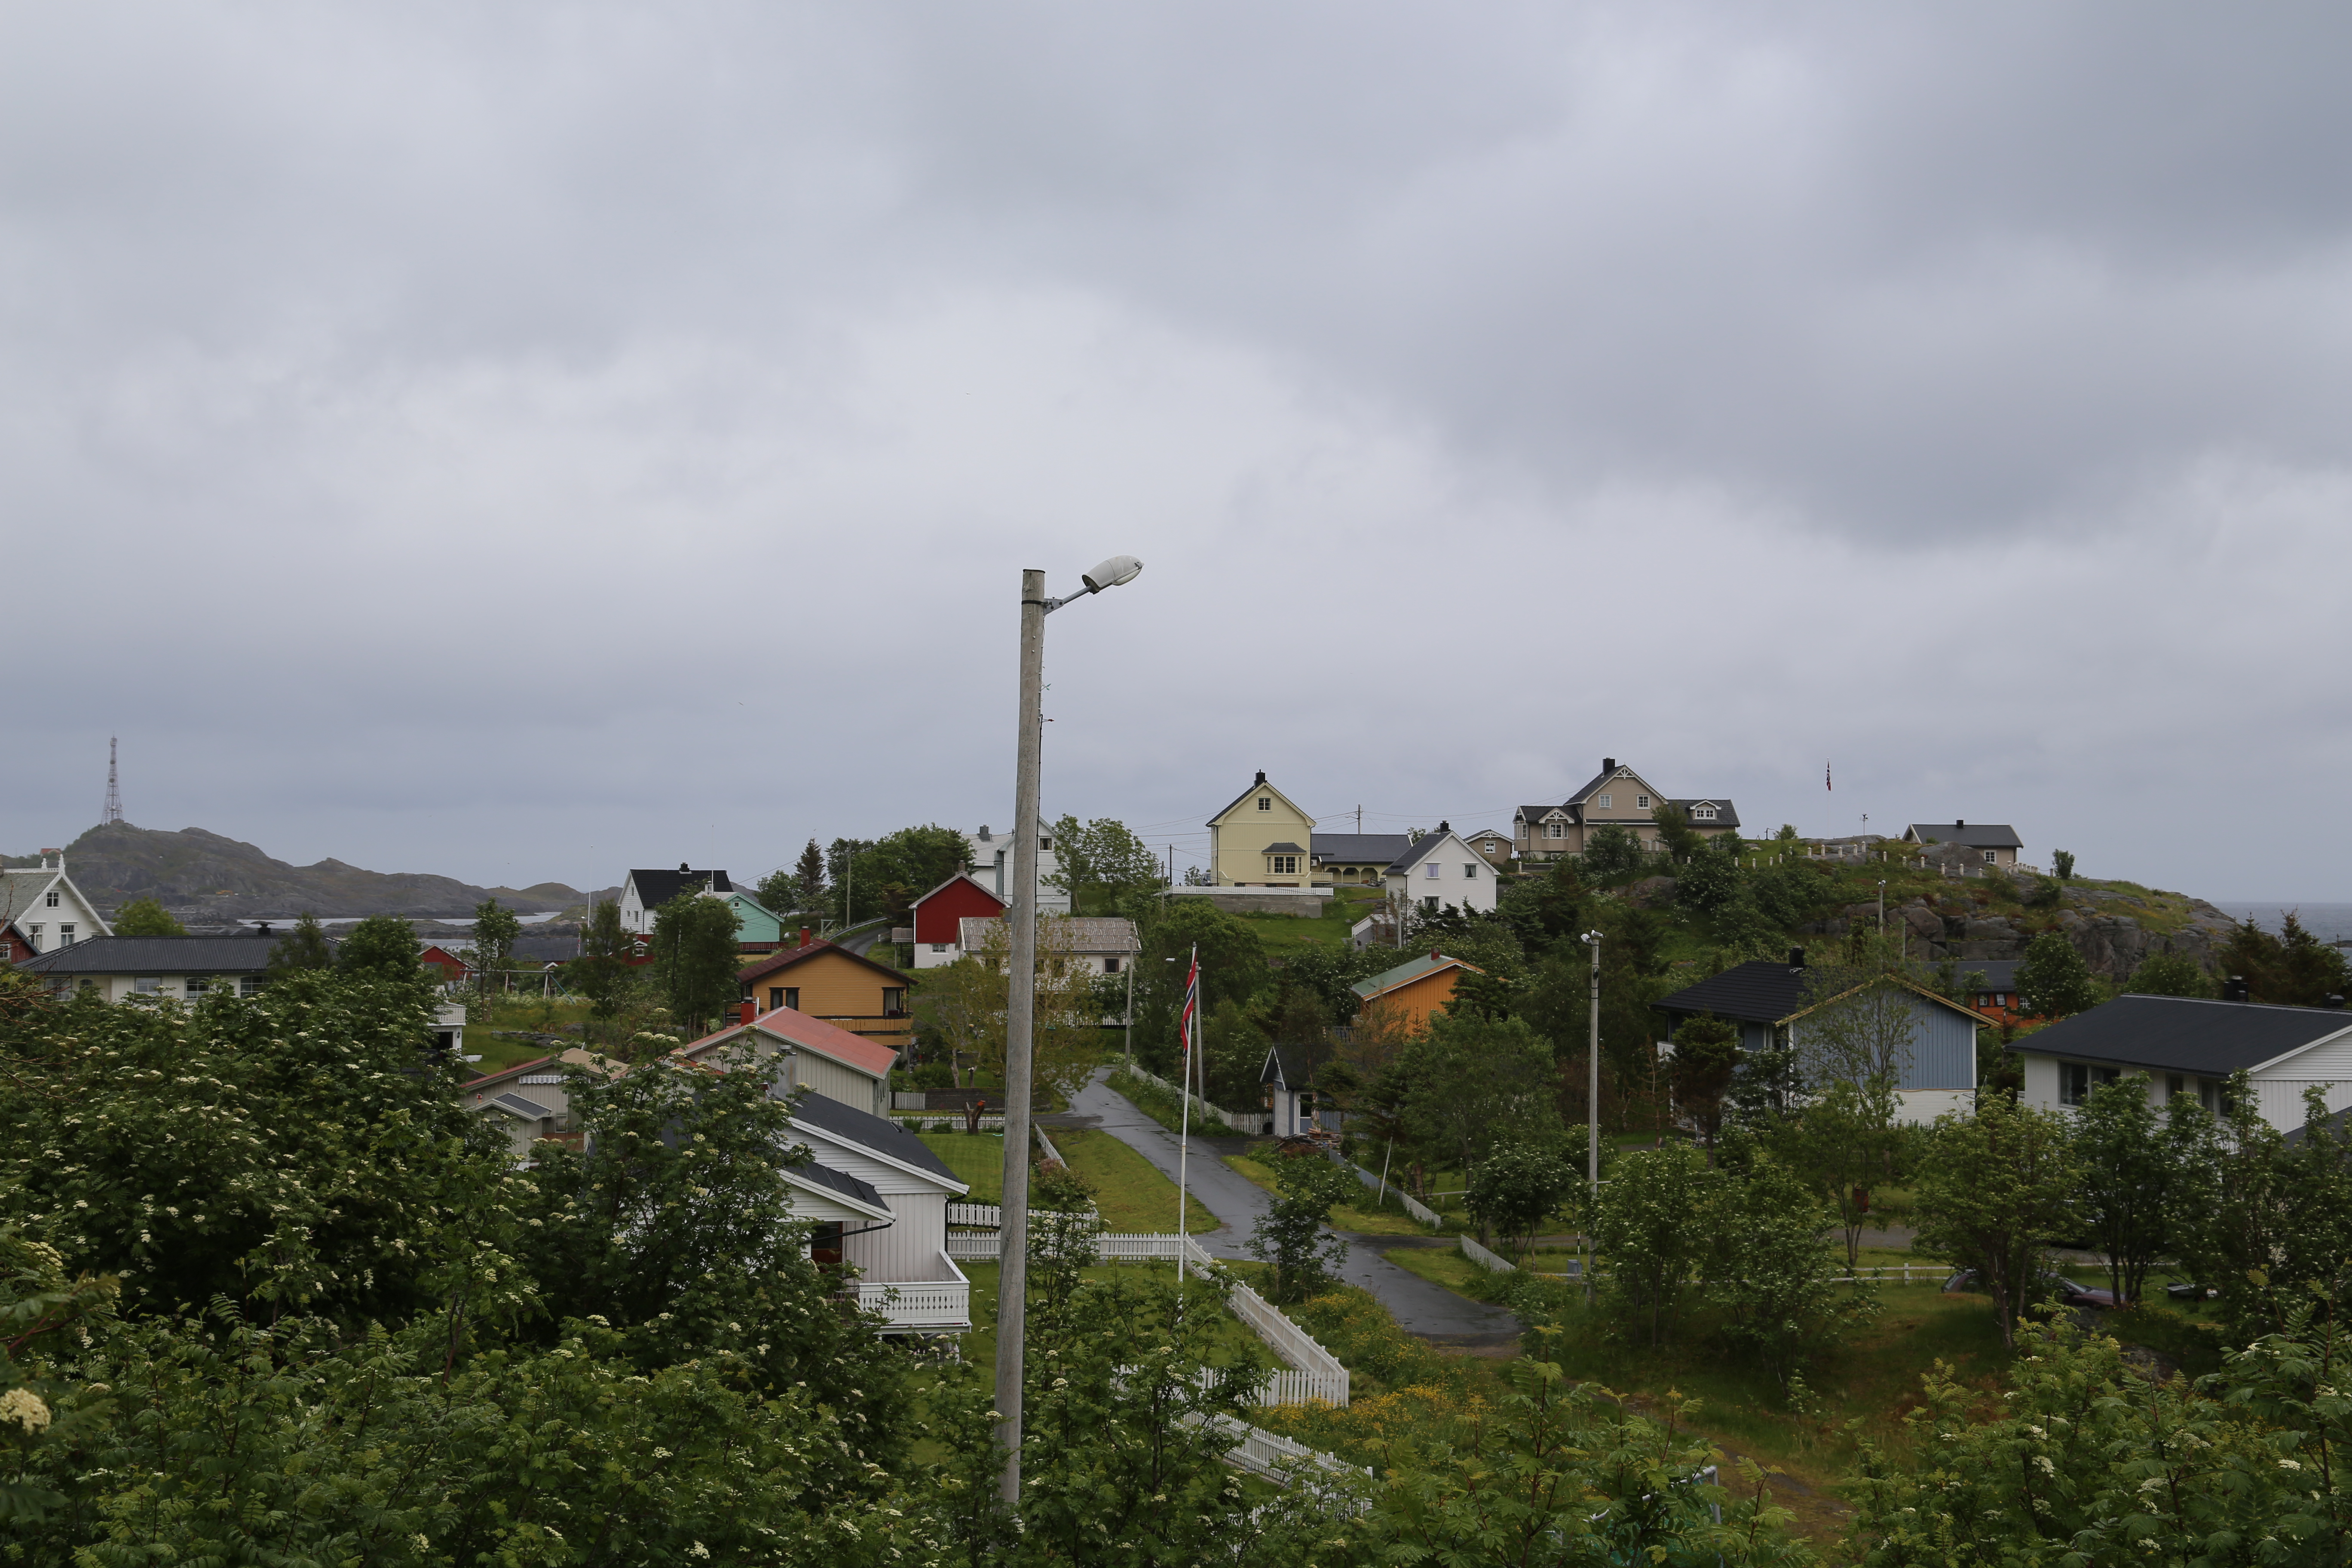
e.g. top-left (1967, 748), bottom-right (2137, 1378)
top-left (1465, 1139), bottom-right (1577, 1261)
top-left (1245, 1151), bottom-right (1356, 1304)
top-left (1665, 1014), bottom-right (1740, 1149)
top-left (570, 896), bottom-right (633, 1020)
top-left (2015, 930), bottom-right (2101, 1019)
top-left (1672, 845), bottom-right (1741, 915)
top-left (2071, 1073), bottom-right (2174, 1305)
top-left (1589, 1140), bottom-right (1722, 1347)
top-left (757, 837), bottom-right (828, 919)
top-left (1130, 897), bottom-right (1267, 1078)
top-left (1381, 1013), bottom-right (1560, 1177)
top-left (468, 897), bottom-right (522, 1002)
top-left (2052, 849), bottom-right (2076, 880)
top-left (110, 896), bottom-right (183, 937)
top-left (1912, 1095), bottom-right (2081, 1348)
top-left (649, 889), bottom-right (742, 1036)
top-left (836, 824), bottom-right (971, 927)
top-left (1650, 802), bottom-right (1708, 864)
top-left (2124, 949), bottom-right (2215, 998)
top-left (1581, 824), bottom-right (1647, 886)
top-left (264, 910), bottom-right (335, 980)
top-left (911, 954), bottom-right (997, 1088)
top-left (1044, 815), bottom-right (1166, 914)
top-left (335, 913), bottom-right (431, 997)
top-left (1702, 1155), bottom-right (1857, 1391)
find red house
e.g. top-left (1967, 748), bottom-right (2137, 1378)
top-left (419, 944), bottom-right (474, 984)
top-left (909, 873), bottom-right (1007, 969)
top-left (0, 920), bottom-right (34, 966)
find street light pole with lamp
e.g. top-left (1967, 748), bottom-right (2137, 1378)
top-left (995, 554), bottom-right (1143, 1507)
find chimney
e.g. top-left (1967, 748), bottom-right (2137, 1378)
top-left (678, 861), bottom-right (691, 874)
top-left (739, 1000), bottom-right (756, 1025)
top-left (977, 824), bottom-right (991, 841)
top-left (1788, 946), bottom-right (1806, 969)
top-left (1430, 948), bottom-right (1441, 962)
top-left (799, 926), bottom-right (812, 948)
top-left (1602, 757), bottom-right (1616, 773)
top-left (1436, 820), bottom-right (1451, 833)
top-left (1255, 769), bottom-right (1267, 785)
top-left (1955, 819), bottom-right (1965, 830)
top-left (2223, 975), bottom-right (2249, 1003)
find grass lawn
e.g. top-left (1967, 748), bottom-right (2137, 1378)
top-left (1230, 892), bottom-right (1380, 957)
top-left (1104, 1068), bottom-right (1243, 1137)
top-left (1054, 1127), bottom-right (1219, 1234)
top-left (1382, 1244), bottom-right (1491, 1297)
top-left (918, 1132), bottom-right (1007, 1204)
top-left (1225, 1154), bottom-right (1442, 1236)
top-left (462, 1025), bottom-right (559, 1076)
top-left (951, 1259), bottom-right (1276, 1381)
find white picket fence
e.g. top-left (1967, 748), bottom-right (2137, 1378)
top-left (1209, 1413), bottom-right (1367, 1488)
top-left (946, 1203), bottom-right (1090, 1229)
top-left (899, 1115), bottom-right (1006, 1132)
top-left (1341, 1160), bottom-right (1446, 1229)
top-left (1228, 1281), bottom-right (1350, 1407)
top-left (1117, 1067), bottom-right (1272, 1136)
top-left (1828, 1264), bottom-right (1944, 1285)
top-left (1459, 1235), bottom-right (1514, 1273)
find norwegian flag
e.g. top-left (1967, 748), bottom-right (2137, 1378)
top-left (1178, 953), bottom-right (1200, 1042)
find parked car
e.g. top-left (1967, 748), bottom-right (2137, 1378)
top-left (1941, 1270), bottom-right (2119, 1309)
top-left (2165, 1282), bottom-right (2217, 1302)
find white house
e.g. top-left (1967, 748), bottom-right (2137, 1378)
top-left (776, 1088), bottom-right (972, 1335)
top-left (1, 849), bottom-right (112, 955)
top-left (679, 1002), bottom-right (899, 1119)
top-left (2009, 993), bottom-right (2352, 1135)
top-left (953, 914), bottom-right (1139, 982)
top-left (616, 864), bottom-right (733, 936)
top-left (964, 822), bottom-right (1070, 915)
top-left (1383, 823), bottom-right (1498, 918)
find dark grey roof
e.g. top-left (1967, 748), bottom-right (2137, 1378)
top-left (794, 1159), bottom-right (889, 1211)
top-left (1514, 803), bottom-right (1575, 826)
top-left (2006, 994), bottom-right (2352, 1076)
top-left (626, 867), bottom-right (735, 907)
top-left (14, 934), bottom-right (285, 976)
top-left (1951, 959), bottom-right (2020, 991)
top-left (2286, 1107), bottom-right (2352, 1148)
top-left (1259, 841), bottom-right (1307, 855)
top-left (779, 1083), bottom-right (960, 1183)
top-left (511, 935), bottom-right (580, 964)
top-left (1311, 833), bottom-right (1411, 865)
top-left (1671, 798), bottom-right (1741, 829)
top-left (1387, 828), bottom-right (1469, 874)
top-left (1260, 1042), bottom-right (1315, 1088)
top-left (1655, 959), bottom-right (1814, 1024)
top-left (490, 1092), bottom-right (553, 1118)
top-left (1904, 823), bottom-right (2023, 850)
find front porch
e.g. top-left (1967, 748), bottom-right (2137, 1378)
top-left (847, 1251), bottom-right (971, 1333)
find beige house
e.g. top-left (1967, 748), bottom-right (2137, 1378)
top-left (1513, 758), bottom-right (1740, 861)
top-left (1207, 771), bottom-right (1318, 887)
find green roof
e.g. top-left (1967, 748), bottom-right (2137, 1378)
top-left (1351, 952), bottom-right (1473, 999)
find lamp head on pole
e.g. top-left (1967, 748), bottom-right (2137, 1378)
top-left (1580, 929), bottom-right (1603, 946)
top-left (1043, 554), bottom-right (1145, 613)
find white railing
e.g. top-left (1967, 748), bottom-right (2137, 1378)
top-left (946, 1203), bottom-right (1089, 1229)
top-left (1208, 1414), bottom-right (1367, 1489)
top-left (1828, 1264), bottom-right (1943, 1285)
top-left (1228, 1281), bottom-right (1349, 1407)
top-left (1035, 1126), bottom-right (1065, 1165)
top-left (1116, 1067), bottom-right (1273, 1136)
top-left (1341, 1161), bottom-right (1445, 1228)
top-left (899, 1115), bottom-right (1004, 1132)
top-left (848, 1256), bottom-right (971, 1329)
top-left (1459, 1235), bottom-right (1514, 1273)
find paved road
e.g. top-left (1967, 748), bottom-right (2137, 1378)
top-left (1065, 1069), bottom-right (1520, 1348)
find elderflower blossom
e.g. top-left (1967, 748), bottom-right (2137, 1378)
top-left (0, 1389), bottom-right (52, 1435)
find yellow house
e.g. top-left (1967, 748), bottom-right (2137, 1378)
top-left (1352, 950), bottom-right (1485, 1038)
top-left (1207, 770), bottom-right (1318, 887)
top-left (738, 935), bottom-right (914, 1059)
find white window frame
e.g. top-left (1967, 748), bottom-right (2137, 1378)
top-left (1258, 797), bottom-right (1272, 812)
top-left (1636, 795), bottom-right (1650, 809)
top-left (1463, 864), bottom-right (1479, 879)
top-left (1983, 849), bottom-right (1996, 863)
top-left (45, 890), bottom-right (61, 908)
top-left (1597, 793), bottom-right (1612, 808)
top-left (1424, 863), bottom-right (1440, 879)
top-left (1544, 822), bottom-right (1565, 839)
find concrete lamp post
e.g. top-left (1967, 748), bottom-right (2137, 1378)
top-left (996, 553), bottom-right (1143, 1506)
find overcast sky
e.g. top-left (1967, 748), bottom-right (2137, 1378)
top-left (8, 3), bottom-right (2352, 900)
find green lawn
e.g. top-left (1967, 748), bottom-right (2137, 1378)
top-left (952, 1259), bottom-right (1275, 1381)
top-left (1054, 1127), bottom-right (1218, 1234)
top-left (1225, 1153), bottom-right (1441, 1236)
top-left (918, 1132), bottom-right (1007, 1204)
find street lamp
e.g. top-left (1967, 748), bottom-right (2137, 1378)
top-left (1580, 931), bottom-right (1602, 1190)
top-left (996, 554), bottom-right (1143, 1507)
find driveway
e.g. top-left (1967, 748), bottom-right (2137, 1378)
top-left (1064, 1069), bottom-right (1519, 1348)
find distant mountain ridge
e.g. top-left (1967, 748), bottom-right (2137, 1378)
top-left (3, 823), bottom-right (582, 920)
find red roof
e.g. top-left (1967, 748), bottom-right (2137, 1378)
top-left (683, 1005), bottom-right (899, 1080)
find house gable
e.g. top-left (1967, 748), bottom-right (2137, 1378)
top-left (1567, 764), bottom-right (1669, 821)
top-left (1207, 770), bottom-right (1316, 830)
top-left (911, 874), bottom-right (1007, 946)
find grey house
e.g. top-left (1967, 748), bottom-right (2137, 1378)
top-left (1654, 951), bottom-right (1990, 1123)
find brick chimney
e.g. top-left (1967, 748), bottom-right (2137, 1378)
top-left (799, 926), bottom-right (812, 948)
top-left (739, 1001), bottom-right (756, 1025)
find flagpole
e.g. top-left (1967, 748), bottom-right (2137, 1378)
top-left (1176, 943), bottom-right (1195, 1282)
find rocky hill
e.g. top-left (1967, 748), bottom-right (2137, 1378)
top-left (3, 823), bottom-right (582, 922)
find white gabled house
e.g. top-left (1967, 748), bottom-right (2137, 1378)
top-left (616, 864), bottom-right (732, 936)
top-left (1, 849), bottom-right (112, 955)
top-left (2009, 992), bottom-right (2352, 1134)
top-left (776, 1089), bottom-right (972, 1335)
top-left (1383, 823), bottom-right (1498, 918)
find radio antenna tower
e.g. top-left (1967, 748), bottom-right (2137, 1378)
top-left (102, 736), bottom-right (123, 825)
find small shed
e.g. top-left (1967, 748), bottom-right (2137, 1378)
top-left (1259, 1042), bottom-right (1323, 1136)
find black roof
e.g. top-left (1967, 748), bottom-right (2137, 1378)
top-left (1311, 833), bottom-right (1410, 865)
top-left (1671, 798), bottom-right (1742, 829)
top-left (2006, 994), bottom-right (2352, 1075)
top-left (1654, 959), bottom-right (1815, 1024)
top-left (1260, 841), bottom-right (1307, 855)
top-left (1950, 959), bottom-right (2020, 990)
top-left (795, 1159), bottom-right (888, 1211)
top-left (490, 1092), bottom-right (553, 1118)
top-left (1260, 1042), bottom-right (1316, 1088)
top-left (627, 867), bottom-right (734, 907)
top-left (511, 935), bottom-right (580, 964)
top-left (1905, 822), bottom-right (2023, 850)
top-left (778, 1082), bottom-right (960, 1182)
top-left (15, 934), bottom-right (286, 976)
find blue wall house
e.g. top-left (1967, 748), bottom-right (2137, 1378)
top-left (1654, 951), bottom-right (1990, 1123)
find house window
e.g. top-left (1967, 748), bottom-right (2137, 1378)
top-left (1258, 797), bottom-right (1271, 811)
top-left (1597, 794), bottom-right (1612, 808)
top-left (45, 890), bottom-right (60, 908)
top-left (1983, 850), bottom-right (1996, 863)
top-left (26, 925), bottom-right (40, 950)
top-left (2166, 1074), bottom-right (2186, 1101)
top-left (58, 925), bottom-right (74, 946)
top-left (2058, 1061), bottom-right (2119, 1107)
top-left (1267, 855), bottom-right (1298, 875)
top-left (1693, 807), bottom-right (1716, 821)
top-left (882, 987), bottom-right (907, 1016)
top-left (185, 977), bottom-right (208, 996)
top-left (811, 1222), bottom-right (844, 1267)
top-left (784, 987), bottom-right (800, 1011)
top-left (1104, 956), bottom-right (1121, 974)
top-left (1040, 835), bottom-right (1052, 851)
top-left (1484, 839), bottom-right (1498, 852)
top-left (1544, 823), bottom-right (1565, 839)
top-left (1421, 896), bottom-right (1438, 912)
top-left (769, 986), bottom-right (786, 1009)
top-left (239, 976), bottom-right (265, 996)
top-left (1424, 863), bottom-right (1440, 879)
top-left (1463, 864), bottom-right (1478, 879)
top-left (930, 943), bottom-right (949, 954)
top-left (133, 976), bottom-right (164, 994)
top-left (1636, 794), bottom-right (1650, 809)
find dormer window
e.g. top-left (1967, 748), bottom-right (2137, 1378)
top-left (1258, 797), bottom-right (1271, 811)
top-left (1693, 806), bottom-right (1717, 821)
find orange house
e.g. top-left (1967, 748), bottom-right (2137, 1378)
top-left (738, 932), bottom-right (914, 1060)
top-left (1352, 949), bottom-right (1486, 1037)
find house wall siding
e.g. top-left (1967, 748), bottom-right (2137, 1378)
top-left (744, 951), bottom-right (911, 1054)
top-left (1210, 786), bottom-right (1316, 887)
top-left (1359, 968), bottom-right (1463, 1037)
top-left (844, 1190), bottom-right (949, 1282)
top-left (793, 1051), bottom-right (887, 1118)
